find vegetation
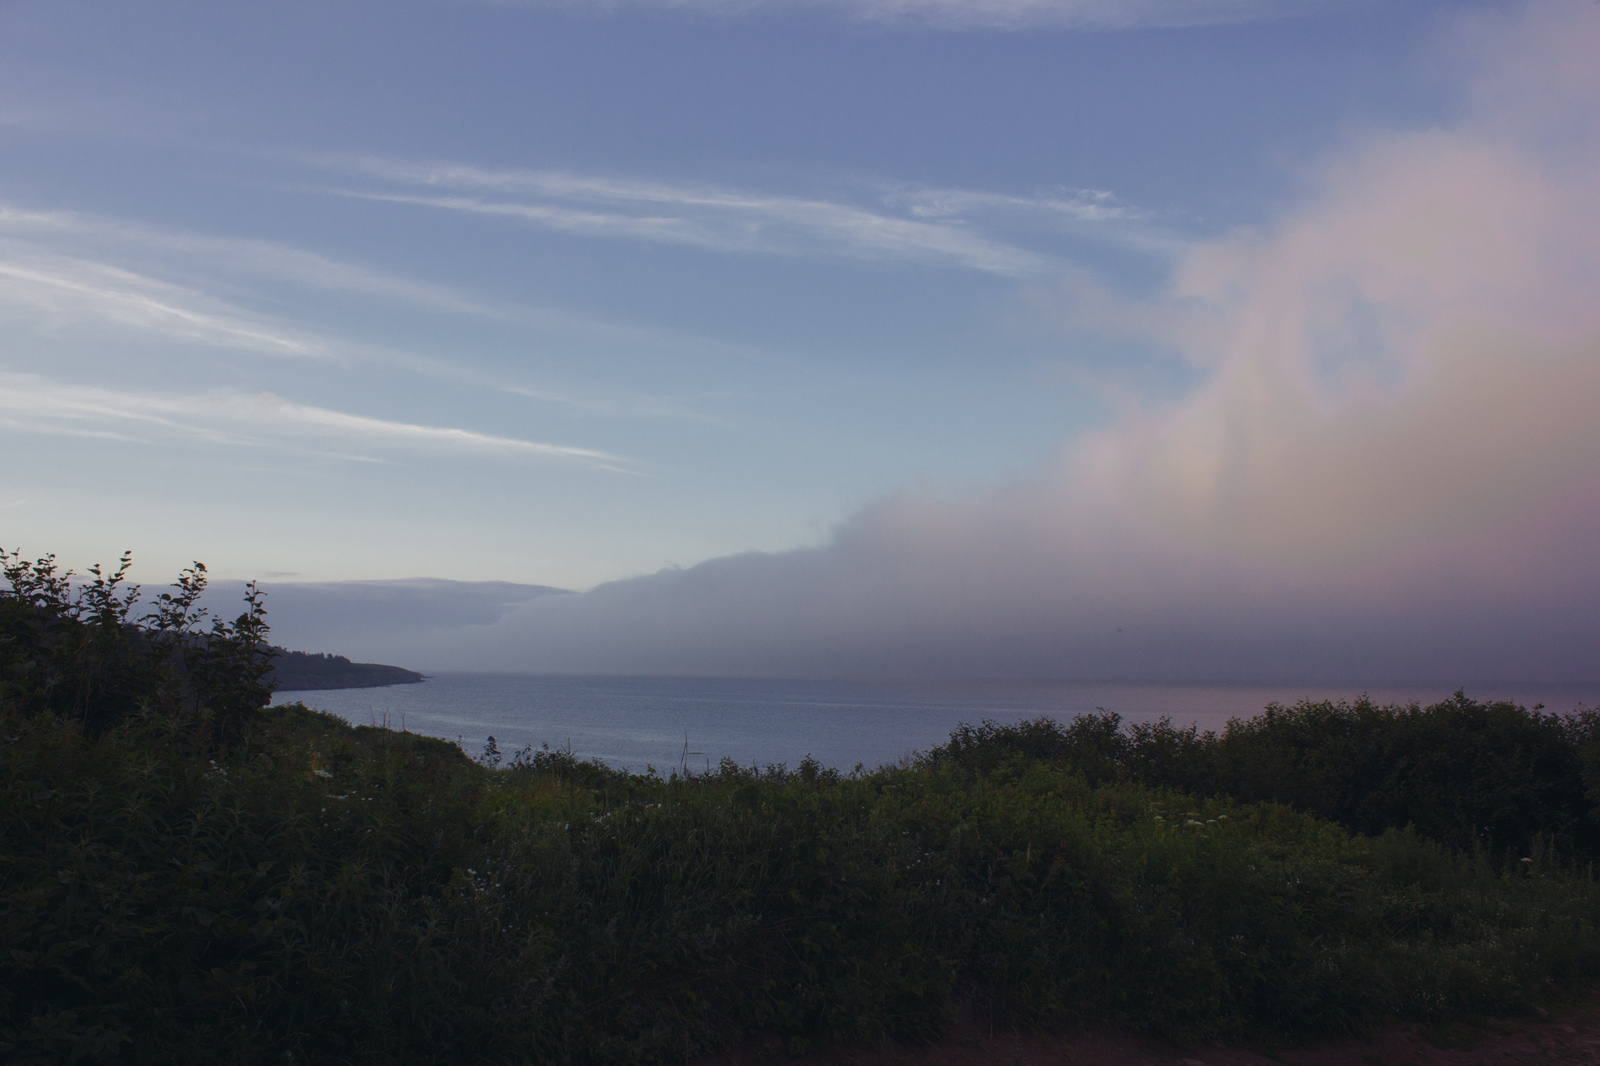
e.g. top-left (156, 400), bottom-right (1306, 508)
top-left (4, 550), bottom-right (1600, 1064)
top-left (929, 699), bottom-right (1600, 861)
top-left (268, 649), bottom-right (424, 692)
top-left (0, 550), bottom-right (272, 746)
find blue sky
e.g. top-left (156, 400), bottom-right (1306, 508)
top-left (2, 0), bottom-right (1457, 581)
top-left (5, 0), bottom-right (1599, 680)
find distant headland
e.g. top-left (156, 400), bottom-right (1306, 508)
top-left (268, 647), bottom-right (425, 691)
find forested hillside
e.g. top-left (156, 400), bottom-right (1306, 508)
top-left (268, 648), bottom-right (425, 691)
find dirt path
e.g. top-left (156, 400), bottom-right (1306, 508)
top-left (695, 994), bottom-right (1600, 1066)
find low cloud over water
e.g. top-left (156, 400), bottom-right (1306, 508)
top-left (280, 3), bottom-right (1600, 684)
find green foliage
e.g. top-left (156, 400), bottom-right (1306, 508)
top-left (926, 695), bottom-right (1600, 860)
top-left (1, 549), bottom-right (273, 745)
top-left (7, 551), bottom-right (1600, 1062)
top-left (5, 700), bottom-right (1600, 1064)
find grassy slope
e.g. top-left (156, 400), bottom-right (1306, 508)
top-left (5, 702), bottom-right (1600, 1065)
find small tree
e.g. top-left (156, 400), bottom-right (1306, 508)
top-left (0, 549), bottom-right (275, 744)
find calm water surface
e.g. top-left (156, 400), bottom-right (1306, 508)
top-left (272, 674), bottom-right (1600, 773)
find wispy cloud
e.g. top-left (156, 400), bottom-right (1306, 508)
top-left (0, 372), bottom-right (633, 470)
top-left (340, 189), bottom-right (732, 246)
top-left (502, 383), bottom-right (729, 424)
top-left (0, 204), bottom-right (507, 322)
top-left (895, 186), bottom-right (1135, 223)
top-left (0, 248), bottom-right (324, 357)
top-left (302, 155), bottom-right (1178, 273)
top-left (323, 161), bottom-right (1053, 275)
top-left (500, 0), bottom-right (1340, 32)
top-left (884, 183), bottom-right (1185, 256)
top-left (0, 198), bottom-right (775, 385)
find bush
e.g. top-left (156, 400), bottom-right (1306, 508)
top-left (6, 700), bottom-right (1600, 1064)
top-left (925, 695), bottom-right (1600, 861)
top-left (1, 549), bottom-right (273, 745)
top-left (7, 550), bottom-right (1600, 1062)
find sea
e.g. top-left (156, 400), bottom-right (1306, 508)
top-left (270, 674), bottom-right (1600, 773)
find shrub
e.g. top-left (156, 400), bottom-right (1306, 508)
top-left (925, 696), bottom-right (1600, 861)
top-left (1, 549), bottom-right (273, 745)
top-left (7, 549), bottom-right (1600, 1062)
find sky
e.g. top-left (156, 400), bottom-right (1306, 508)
top-left (4, 0), bottom-right (1599, 681)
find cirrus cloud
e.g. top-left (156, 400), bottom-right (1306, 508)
top-left (0, 372), bottom-right (633, 470)
top-left (506, 0), bottom-right (1348, 32)
top-left (305, 156), bottom-right (1171, 276)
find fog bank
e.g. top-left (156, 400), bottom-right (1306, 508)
top-left (289, 4), bottom-right (1600, 682)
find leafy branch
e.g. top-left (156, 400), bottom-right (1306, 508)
top-left (0, 548), bottom-right (275, 745)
